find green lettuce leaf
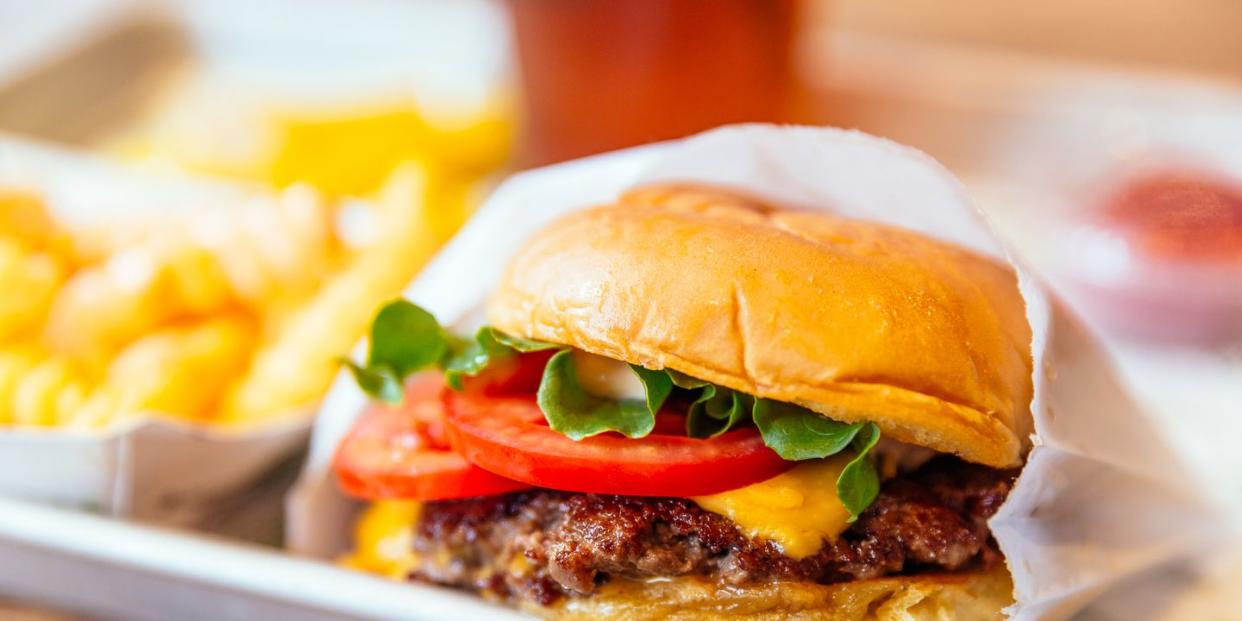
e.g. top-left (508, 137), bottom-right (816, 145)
top-left (493, 330), bottom-right (562, 352)
top-left (348, 300), bottom-right (450, 402)
top-left (667, 369), bottom-right (711, 389)
top-left (838, 422), bottom-right (882, 521)
top-left (687, 388), bottom-right (752, 438)
top-left (344, 299), bottom-right (885, 516)
top-left (444, 326), bottom-right (561, 389)
top-left (629, 365), bottom-right (674, 417)
top-left (752, 399), bottom-right (865, 460)
top-left (664, 370), bottom-right (750, 438)
top-left (346, 299), bottom-right (560, 400)
top-left (340, 359), bottom-right (404, 404)
top-left (684, 383), bottom-right (718, 435)
top-left (537, 350), bottom-right (665, 439)
top-left (751, 398), bottom-right (882, 519)
top-left (369, 300), bottom-right (449, 376)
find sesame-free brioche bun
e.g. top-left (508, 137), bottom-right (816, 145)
top-left (487, 185), bottom-right (1034, 468)
top-left (530, 567), bottom-right (1013, 621)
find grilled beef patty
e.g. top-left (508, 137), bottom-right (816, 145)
top-left (411, 456), bottom-right (1017, 605)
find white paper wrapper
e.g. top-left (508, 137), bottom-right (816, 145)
top-left (0, 137), bottom-right (310, 525)
top-left (289, 125), bottom-right (1226, 619)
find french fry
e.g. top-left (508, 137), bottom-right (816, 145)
top-left (159, 243), bottom-right (236, 316)
top-left (65, 390), bottom-right (123, 430)
top-left (43, 247), bottom-right (176, 357)
top-left (11, 356), bottom-right (88, 427)
top-left (187, 186), bottom-right (338, 314)
top-left (1, 93), bottom-right (505, 429)
top-left (0, 238), bottom-right (65, 344)
top-left (221, 162), bottom-right (453, 422)
top-left (100, 316), bottom-right (255, 421)
top-left (0, 189), bottom-right (86, 261)
top-left (58, 213), bottom-right (180, 267)
top-left (0, 346), bottom-right (40, 426)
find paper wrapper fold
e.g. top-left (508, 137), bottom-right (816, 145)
top-left (0, 138), bottom-right (310, 526)
top-left (289, 125), bottom-right (1224, 620)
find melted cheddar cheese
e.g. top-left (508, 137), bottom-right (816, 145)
top-left (341, 500), bottom-right (421, 579)
top-left (692, 455), bottom-right (853, 559)
top-left (345, 458), bottom-right (855, 577)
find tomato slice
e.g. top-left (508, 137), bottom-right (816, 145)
top-left (458, 350), bottom-right (556, 396)
top-left (442, 389), bottom-right (794, 497)
top-left (334, 373), bottom-right (530, 501)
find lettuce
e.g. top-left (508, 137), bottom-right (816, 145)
top-left (343, 300), bottom-right (449, 404)
top-left (752, 399), bottom-right (865, 460)
top-left (346, 299), bottom-right (882, 516)
top-left (346, 300), bottom-right (562, 402)
top-left (838, 422), bottom-right (882, 520)
top-left (444, 326), bottom-right (561, 389)
top-left (537, 350), bottom-right (665, 439)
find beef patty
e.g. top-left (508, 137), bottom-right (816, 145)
top-left (411, 456), bottom-right (1017, 605)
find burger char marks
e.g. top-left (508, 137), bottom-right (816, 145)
top-left (411, 456), bottom-right (1017, 605)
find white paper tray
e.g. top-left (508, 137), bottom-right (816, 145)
top-left (0, 136), bottom-right (314, 528)
top-left (0, 496), bottom-right (519, 621)
top-left (0, 0), bottom-right (512, 527)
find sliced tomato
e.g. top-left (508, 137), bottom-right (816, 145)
top-left (442, 389), bottom-right (794, 497)
top-left (334, 373), bottom-right (530, 501)
top-left (458, 350), bottom-right (556, 396)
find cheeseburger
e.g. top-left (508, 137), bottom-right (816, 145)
top-left (337, 185), bottom-right (1032, 620)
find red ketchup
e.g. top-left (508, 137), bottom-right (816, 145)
top-left (1071, 171), bottom-right (1242, 342)
top-left (1101, 173), bottom-right (1242, 265)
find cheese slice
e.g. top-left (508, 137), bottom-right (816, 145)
top-left (344, 458), bottom-right (854, 574)
top-left (692, 455), bottom-right (853, 559)
top-left (341, 500), bottom-right (422, 579)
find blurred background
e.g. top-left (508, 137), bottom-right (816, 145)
top-left (0, 0), bottom-right (1238, 619)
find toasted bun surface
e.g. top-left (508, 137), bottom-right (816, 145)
top-left (488, 185), bottom-right (1033, 467)
top-left (530, 567), bottom-right (1012, 621)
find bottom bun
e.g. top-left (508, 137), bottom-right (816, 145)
top-left (526, 567), bottom-right (1013, 621)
